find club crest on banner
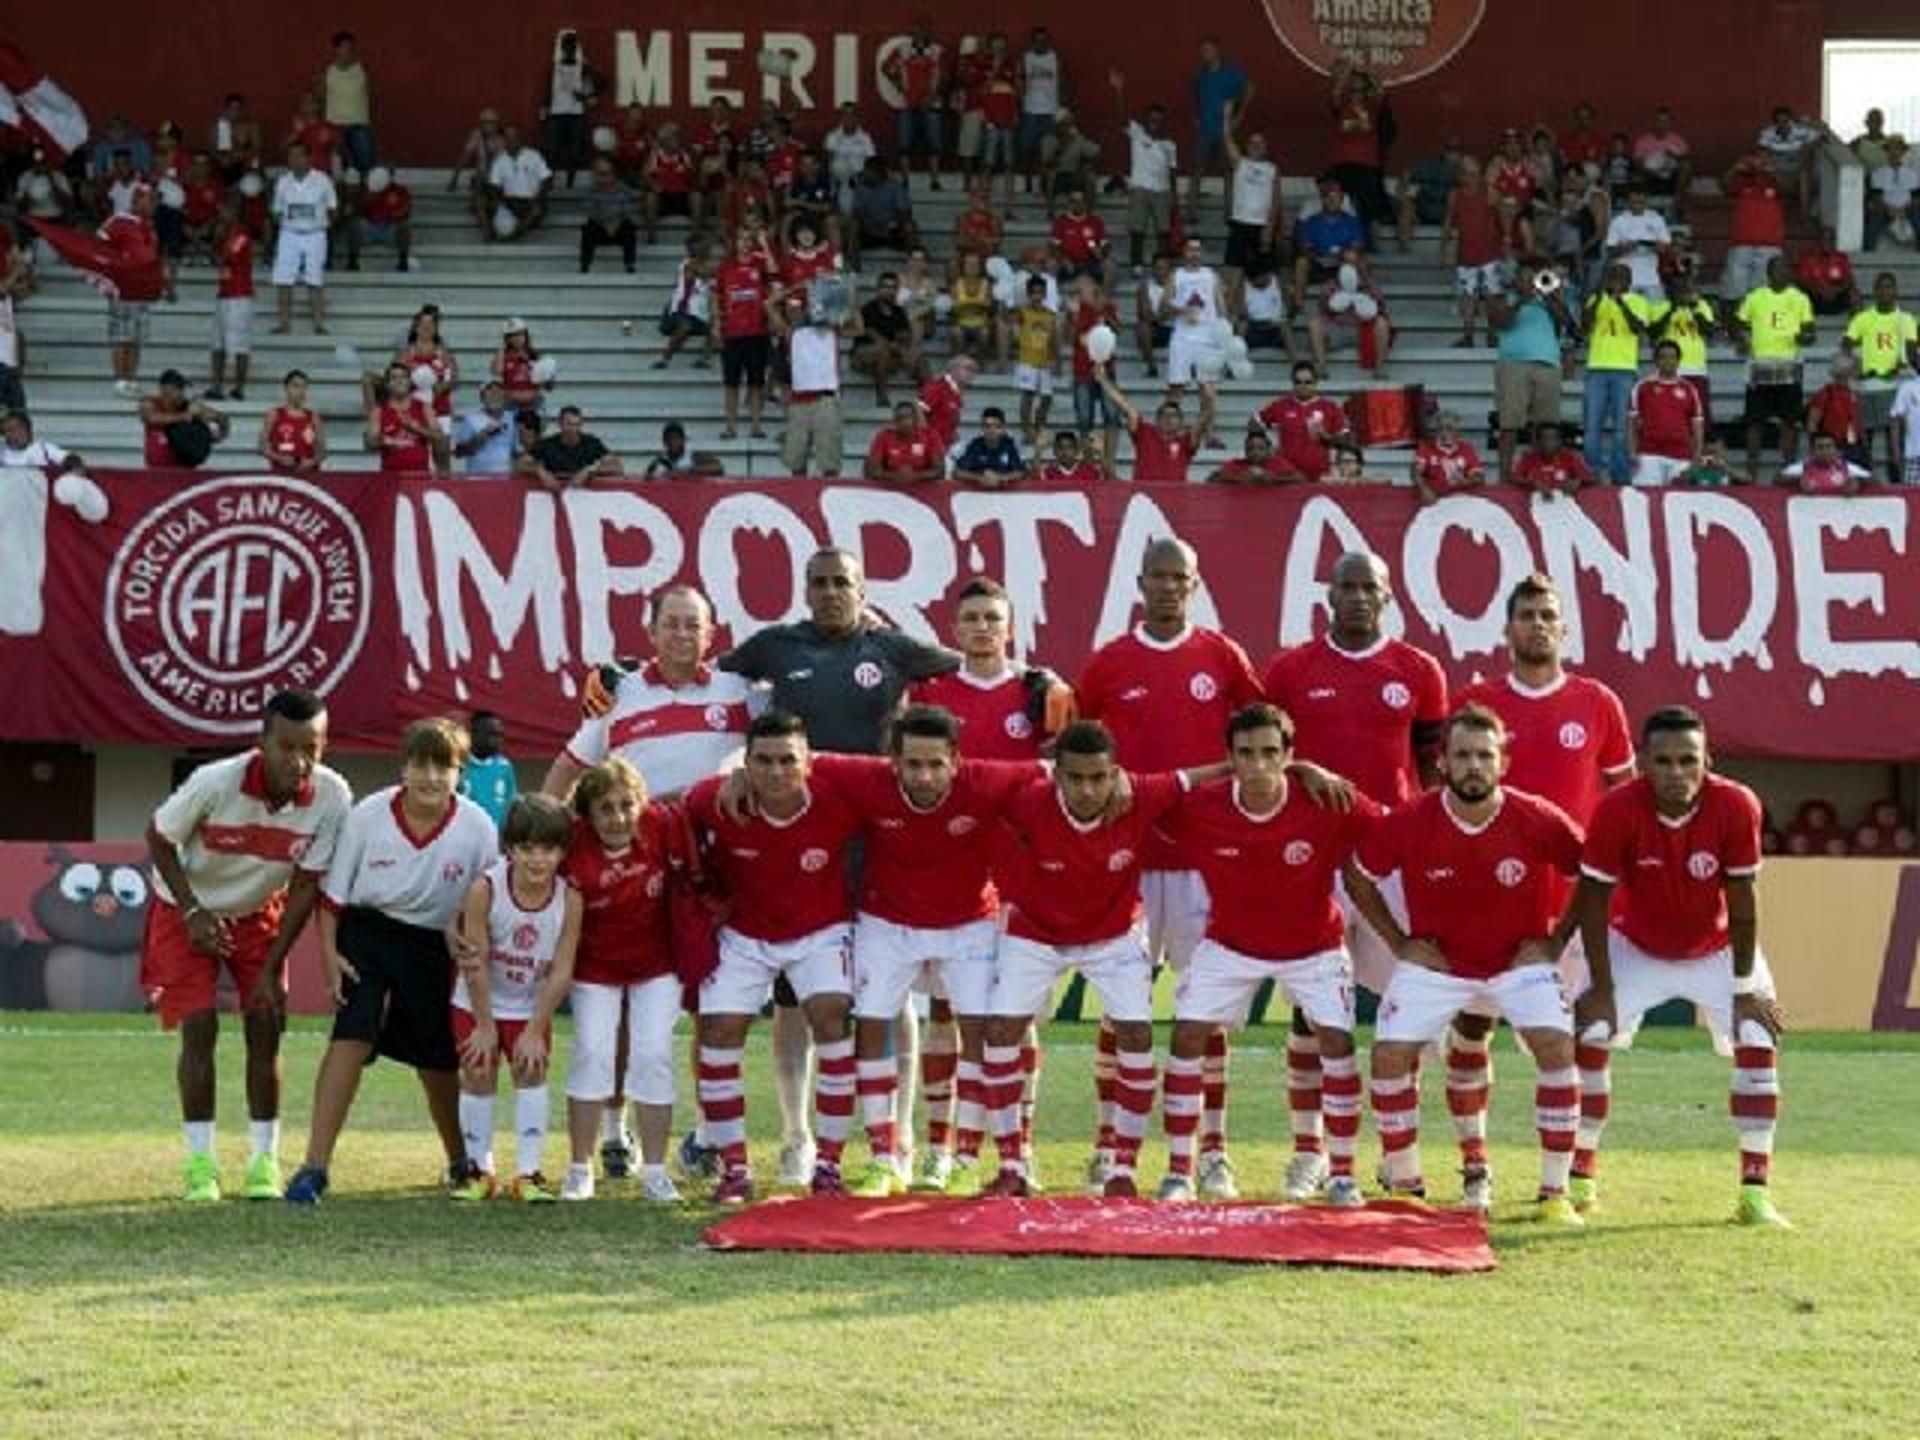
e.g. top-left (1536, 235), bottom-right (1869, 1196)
top-left (1261, 0), bottom-right (1487, 85)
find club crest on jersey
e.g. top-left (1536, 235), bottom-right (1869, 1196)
top-left (287, 836), bottom-right (312, 862)
top-left (947, 815), bottom-right (979, 837)
top-left (704, 703), bottom-right (733, 730)
top-left (511, 922), bottom-right (540, 950)
top-left (799, 847), bottom-right (831, 872)
top-left (440, 861), bottom-right (465, 883)
top-left (1687, 850), bottom-right (1721, 880)
top-left (1284, 840), bottom-right (1315, 866)
top-left (1558, 722), bottom-right (1588, 749)
top-left (852, 662), bottom-right (884, 689)
top-left (646, 873), bottom-right (665, 898)
top-left (1381, 681), bottom-right (1412, 710)
top-left (1189, 673), bottom-right (1218, 702)
top-left (1494, 858), bottom-right (1528, 887)
top-left (1107, 849), bottom-right (1135, 872)
top-left (1004, 712), bottom-right (1033, 739)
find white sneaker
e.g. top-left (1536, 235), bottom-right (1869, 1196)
top-left (1460, 1165), bottom-right (1494, 1213)
top-left (560, 1165), bottom-right (595, 1201)
top-left (641, 1169), bottom-right (683, 1203)
top-left (912, 1148), bottom-right (955, 1192)
top-left (1155, 1173), bottom-right (1196, 1202)
top-left (776, 1138), bottom-right (817, 1187)
top-left (1284, 1150), bottom-right (1331, 1202)
top-left (1024, 1148), bottom-right (1044, 1194)
top-left (1324, 1175), bottom-right (1365, 1208)
top-left (1083, 1150), bottom-right (1114, 1196)
top-left (1197, 1150), bottom-right (1241, 1201)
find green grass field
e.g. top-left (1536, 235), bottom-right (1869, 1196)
top-left (1, 1013), bottom-right (1915, 1439)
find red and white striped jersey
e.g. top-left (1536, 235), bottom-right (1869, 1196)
top-left (150, 750), bottom-right (352, 916)
top-left (565, 660), bottom-right (762, 798)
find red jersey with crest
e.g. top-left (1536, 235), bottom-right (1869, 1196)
top-left (1069, 299), bottom-right (1120, 382)
top-left (216, 230), bottom-right (255, 299)
top-left (264, 406), bottom-right (320, 466)
top-left (1128, 418), bottom-right (1196, 484)
top-left (1580, 774), bottom-right (1762, 959)
top-left (1051, 212), bottom-right (1107, 265)
top-left (1040, 459), bottom-right (1104, 482)
top-left (868, 426), bottom-right (944, 478)
top-left (1264, 635), bottom-right (1449, 808)
top-left (1257, 395), bottom-right (1349, 478)
top-left (376, 397), bottom-right (434, 473)
top-left (1455, 671), bottom-right (1633, 826)
top-left (997, 772), bottom-right (1185, 945)
top-left (647, 147), bottom-right (693, 193)
top-left (1513, 449), bottom-right (1592, 493)
top-left (716, 257), bottom-right (771, 338)
top-left (363, 184), bottom-right (412, 224)
top-left (917, 373), bottom-right (965, 449)
top-left (565, 808), bottom-right (680, 984)
top-left (1165, 780), bottom-right (1380, 961)
top-left (183, 178), bottom-right (223, 227)
top-left (885, 42), bottom-right (945, 109)
top-left (1078, 625), bottom-right (1262, 773)
top-left (1413, 439), bottom-right (1484, 495)
top-left (911, 669), bottom-right (1044, 760)
top-left (813, 755), bottom-right (1038, 928)
top-left (685, 775), bottom-right (863, 941)
top-left (1356, 787), bottom-right (1584, 979)
top-left (780, 242), bottom-right (839, 292)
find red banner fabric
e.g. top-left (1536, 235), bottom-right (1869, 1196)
top-left (703, 1194), bottom-right (1496, 1271)
top-left (3, 470), bottom-right (1917, 760)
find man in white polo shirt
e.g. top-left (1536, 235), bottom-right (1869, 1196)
top-left (269, 141), bottom-right (337, 335)
top-left (143, 688), bottom-right (352, 1202)
top-left (484, 124), bottom-right (554, 241)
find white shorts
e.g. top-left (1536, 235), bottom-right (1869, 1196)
top-left (272, 230), bottom-right (328, 287)
top-left (1166, 330), bottom-right (1224, 386)
top-left (565, 974), bottom-right (682, 1105)
top-left (1375, 962), bottom-right (1572, 1046)
top-left (1336, 869), bottom-right (1406, 995)
top-left (703, 922), bottom-right (853, 1016)
top-left (1454, 261), bottom-right (1505, 298)
top-left (1601, 929), bottom-right (1777, 1057)
top-left (991, 930), bottom-right (1152, 1023)
top-left (212, 296), bottom-right (253, 355)
top-left (853, 913), bottom-right (998, 1020)
top-left (1177, 940), bottom-right (1354, 1032)
top-left (1631, 453), bottom-right (1691, 488)
top-left (1142, 869), bottom-right (1209, 973)
top-left (1461, 933), bottom-right (1589, 1021)
top-left (1013, 363), bottom-right (1055, 397)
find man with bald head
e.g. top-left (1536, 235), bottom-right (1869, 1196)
top-left (1074, 536), bottom-right (1264, 1197)
top-left (1263, 550), bottom-right (1448, 1201)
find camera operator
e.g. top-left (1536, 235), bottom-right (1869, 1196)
top-left (1487, 256), bottom-right (1577, 481)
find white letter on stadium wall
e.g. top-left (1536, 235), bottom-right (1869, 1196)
top-left (951, 491), bottom-right (1094, 662)
top-left (1663, 491), bottom-right (1778, 685)
top-left (424, 491), bottom-right (571, 683)
top-left (1787, 495), bottom-right (1920, 680)
top-left (1093, 495), bottom-right (1223, 645)
top-left (390, 489), bottom-right (434, 689)
top-left (872, 36), bottom-right (908, 108)
top-left (1402, 496), bottom-right (1537, 661)
top-left (614, 30), bottom-right (673, 106)
top-left (1532, 489), bottom-right (1658, 665)
top-left (688, 32), bottom-right (746, 107)
top-left (1276, 495), bottom-right (1391, 648)
top-left (758, 32), bottom-right (817, 109)
top-left (820, 487), bottom-right (954, 643)
top-left (563, 491), bottom-right (685, 667)
top-left (697, 493), bottom-right (819, 639)
top-left (834, 34), bottom-right (862, 107)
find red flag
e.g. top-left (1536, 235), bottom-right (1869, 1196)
top-left (26, 215), bottom-right (165, 303)
top-left (0, 43), bottom-right (88, 159)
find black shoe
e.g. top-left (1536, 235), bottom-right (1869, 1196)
top-left (600, 1136), bottom-right (634, 1180)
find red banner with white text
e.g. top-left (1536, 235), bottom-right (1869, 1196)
top-left (2, 470), bottom-right (1918, 759)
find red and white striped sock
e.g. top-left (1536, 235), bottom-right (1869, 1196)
top-left (697, 1044), bottom-right (748, 1173)
top-left (1731, 1042), bottom-right (1779, 1186)
top-left (921, 1031), bottom-right (958, 1152)
top-left (1019, 1038), bottom-right (1041, 1152)
top-left (1200, 1029), bottom-right (1230, 1155)
top-left (1445, 1025), bottom-right (1492, 1170)
top-left (954, 1057), bottom-right (987, 1160)
top-left (1573, 1040), bottom-right (1611, 1180)
top-left (1286, 1030), bottom-right (1324, 1156)
top-left (983, 1042), bottom-right (1027, 1174)
top-left (1111, 1046), bottom-right (1157, 1179)
top-left (1371, 1072), bottom-right (1422, 1191)
top-left (1321, 1053), bottom-right (1362, 1178)
top-left (1093, 1020), bottom-right (1119, 1157)
top-left (1161, 1055), bottom-right (1204, 1178)
top-left (856, 1057), bottom-right (898, 1162)
top-left (812, 1036), bottom-right (857, 1168)
top-left (1535, 1065), bottom-right (1580, 1196)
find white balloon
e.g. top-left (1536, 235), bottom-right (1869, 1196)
top-left (75, 482), bottom-right (111, 525)
top-left (26, 174), bottom-right (53, 203)
top-left (493, 206), bottom-right (519, 238)
top-left (991, 278), bottom-right (1019, 307)
top-left (410, 363), bottom-right (438, 393)
top-left (1352, 293), bottom-right (1380, 321)
top-left (333, 342), bottom-right (361, 367)
top-left (1225, 335), bottom-right (1250, 364)
top-left (530, 355), bottom-right (559, 385)
top-left (1327, 290), bottom-right (1355, 314)
top-left (592, 125), bottom-right (617, 152)
top-left (366, 165), bottom-right (393, 193)
top-left (52, 472), bottom-right (82, 508)
top-left (157, 178), bottom-right (186, 209)
top-left (1084, 323), bottom-right (1117, 364)
top-left (932, 292), bottom-right (955, 317)
top-left (1337, 263), bottom-right (1361, 291)
top-left (1208, 317), bottom-right (1234, 345)
top-left (757, 48), bottom-right (796, 78)
top-left (984, 255), bottom-right (1013, 282)
top-left (237, 172), bottom-right (265, 198)
top-left (1226, 357), bottom-right (1255, 381)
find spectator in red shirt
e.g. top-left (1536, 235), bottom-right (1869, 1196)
top-left (1208, 427), bottom-right (1300, 484)
top-left (1512, 420), bottom-right (1592, 493)
top-left (1806, 355), bottom-right (1863, 458)
top-left (917, 354), bottom-right (978, 453)
top-left (178, 151), bottom-right (223, 263)
top-left (1629, 340), bottom-right (1706, 486)
top-left (348, 165), bottom-right (412, 271)
top-left (1325, 58), bottom-right (1396, 248)
top-left (715, 229), bottom-right (776, 439)
top-left (1257, 360), bottom-right (1352, 479)
top-left (258, 368), bottom-right (326, 474)
top-left (611, 103), bottom-right (650, 189)
top-left (1795, 224), bottom-right (1859, 316)
top-left (140, 367), bottom-right (230, 469)
top-left (1065, 273), bottom-right (1122, 466)
top-left (1049, 187), bottom-right (1111, 288)
top-left (284, 93), bottom-right (340, 179)
top-left (1410, 411), bottom-right (1487, 501)
top-left (493, 318), bottom-right (554, 414)
top-left (207, 200), bottom-right (255, 400)
top-left (1787, 431), bottom-right (1869, 493)
top-left (975, 32), bottom-right (1021, 212)
top-left (1039, 428), bottom-right (1104, 481)
top-left (1721, 152), bottom-right (1786, 302)
top-left (644, 123), bottom-right (700, 240)
top-left (864, 400), bottom-right (947, 483)
top-left (1559, 102), bottom-right (1607, 176)
top-left (950, 187), bottom-right (1005, 277)
top-left (882, 20), bottom-right (947, 191)
top-left (1095, 362), bottom-right (1199, 483)
top-left (364, 362), bottom-right (441, 475)
top-left (1442, 156), bottom-right (1504, 347)
top-left (690, 98), bottom-right (740, 196)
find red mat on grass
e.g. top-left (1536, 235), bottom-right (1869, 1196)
top-left (703, 1195), bottom-right (1494, 1272)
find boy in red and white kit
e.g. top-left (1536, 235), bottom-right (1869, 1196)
top-left (1076, 538), bottom-right (1262, 1196)
top-left (685, 711), bottom-right (864, 1204)
top-left (1158, 704), bottom-right (1379, 1204)
top-left (1573, 706), bottom-right (1788, 1227)
top-left (207, 199), bottom-right (253, 400)
top-left (1349, 706), bottom-right (1589, 1225)
top-left (560, 758), bottom-right (687, 1202)
top-left (1410, 410), bottom-right (1486, 502)
top-left (452, 795), bottom-right (583, 1203)
top-left (366, 362), bottom-right (441, 474)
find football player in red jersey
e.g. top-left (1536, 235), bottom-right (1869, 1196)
top-left (1350, 705), bottom-right (1589, 1225)
top-left (1447, 573), bottom-right (1633, 1209)
top-left (1573, 707), bottom-right (1788, 1227)
top-left (1263, 551), bottom-right (1446, 1201)
top-left (1076, 538), bottom-right (1263, 1196)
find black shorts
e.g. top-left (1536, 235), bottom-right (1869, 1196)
top-left (331, 907), bottom-right (458, 1071)
top-left (722, 335), bottom-right (771, 387)
top-left (653, 191), bottom-right (692, 218)
top-left (1745, 381), bottom-right (1805, 427)
top-left (1225, 221), bottom-right (1271, 271)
